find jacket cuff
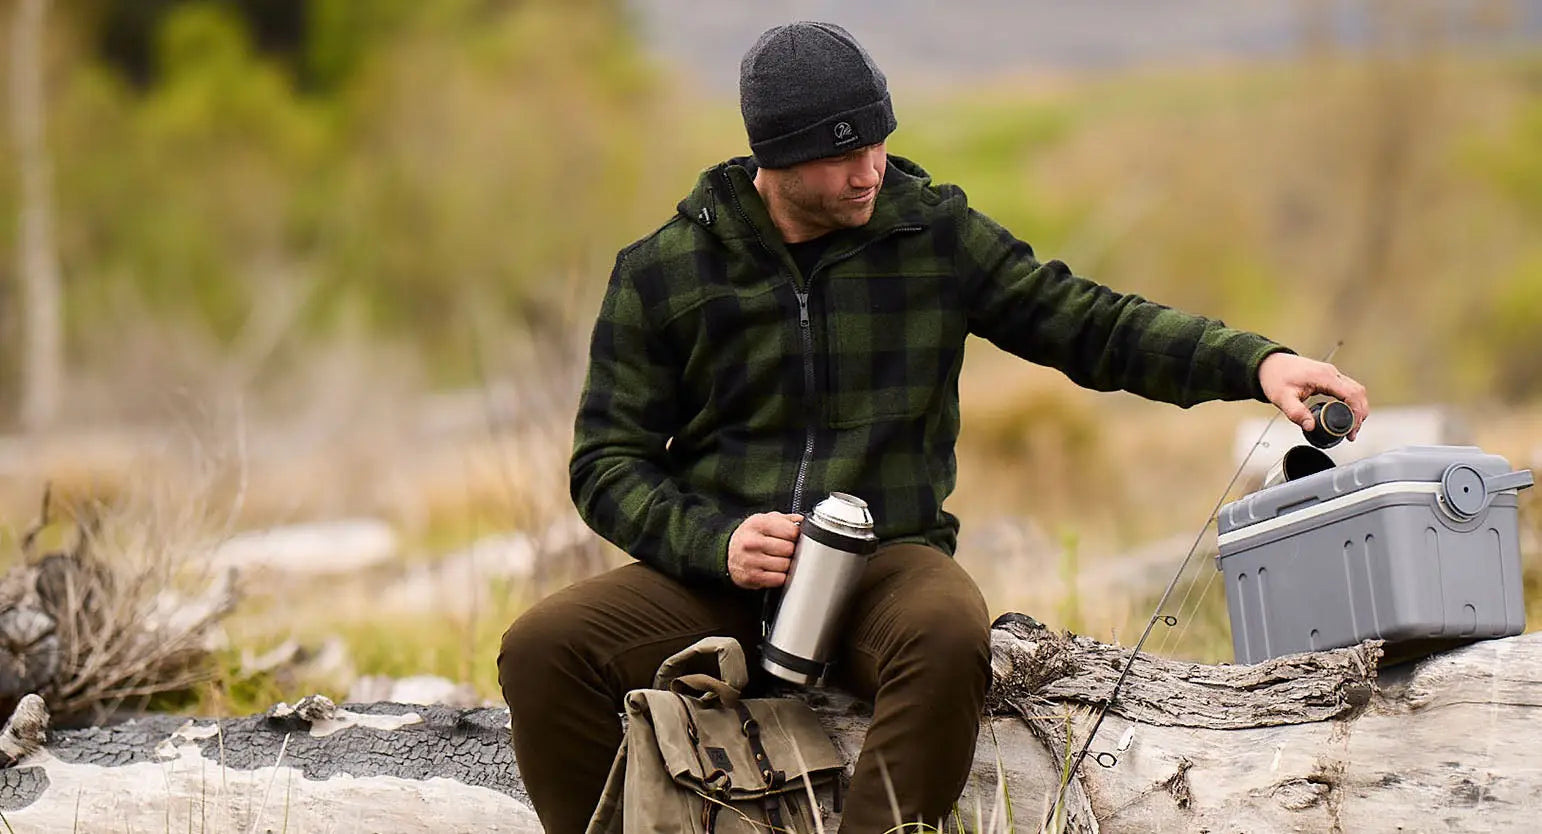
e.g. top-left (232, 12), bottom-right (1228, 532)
top-left (1247, 342), bottom-right (1297, 404)
top-left (705, 517), bottom-right (741, 584)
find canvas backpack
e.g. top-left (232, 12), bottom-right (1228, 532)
top-left (585, 636), bottom-right (846, 833)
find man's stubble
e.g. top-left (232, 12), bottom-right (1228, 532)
top-left (776, 171), bottom-right (878, 235)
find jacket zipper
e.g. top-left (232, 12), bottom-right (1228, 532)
top-left (791, 288), bottom-right (815, 514)
top-left (721, 174), bottom-right (923, 513)
top-left (788, 224), bottom-right (924, 513)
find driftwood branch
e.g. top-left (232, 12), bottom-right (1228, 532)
top-left (987, 613), bottom-right (1381, 729)
top-left (0, 618), bottom-right (1536, 833)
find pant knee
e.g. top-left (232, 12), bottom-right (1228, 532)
top-left (892, 601), bottom-right (992, 685)
top-left (498, 602), bottom-right (581, 704)
top-left (927, 610), bottom-right (991, 664)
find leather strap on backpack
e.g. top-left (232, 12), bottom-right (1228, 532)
top-left (733, 701), bottom-right (786, 790)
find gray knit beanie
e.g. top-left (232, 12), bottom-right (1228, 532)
top-left (739, 22), bottom-right (897, 169)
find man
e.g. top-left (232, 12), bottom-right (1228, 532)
top-left (499, 20), bottom-right (1370, 832)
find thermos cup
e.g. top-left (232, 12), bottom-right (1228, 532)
top-left (1262, 444), bottom-right (1337, 489)
top-left (761, 492), bottom-right (879, 685)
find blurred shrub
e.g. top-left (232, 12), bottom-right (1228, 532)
top-left (1481, 83), bottom-right (1542, 217)
top-left (57, 4), bottom-right (329, 342)
top-left (960, 385), bottom-right (1112, 523)
top-left (1469, 84), bottom-right (1542, 401)
top-left (1484, 255), bottom-right (1542, 400)
top-left (892, 95), bottom-right (1077, 251)
top-left (28, 0), bottom-right (694, 395)
top-left (312, 0), bottom-right (665, 370)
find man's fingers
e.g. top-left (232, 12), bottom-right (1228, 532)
top-left (1345, 388), bottom-right (1369, 441)
top-left (758, 536), bottom-right (796, 559)
top-left (1320, 366), bottom-right (1370, 441)
top-left (728, 512), bottom-right (808, 589)
top-left (733, 566), bottom-right (786, 589)
top-left (1342, 381), bottom-right (1370, 435)
top-left (750, 513), bottom-right (802, 542)
top-left (1277, 393), bottom-right (1313, 432)
top-left (745, 552), bottom-right (791, 574)
top-left (750, 570), bottom-right (786, 589)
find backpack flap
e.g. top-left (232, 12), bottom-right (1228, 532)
top-left (633, 690), bottom-right (844, 800)
top-left (615, 691), bottom-right (709, 834)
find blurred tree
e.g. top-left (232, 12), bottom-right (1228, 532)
top-left (84, 0), bottom-right (306, 88)
top-left (10, 0), bottom-right (65, 431)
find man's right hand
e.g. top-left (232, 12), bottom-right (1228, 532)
top-left (727, 512), bottom-right (803, 589)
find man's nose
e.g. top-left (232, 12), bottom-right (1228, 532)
top-left (850, 153), bottom-right (883, 189)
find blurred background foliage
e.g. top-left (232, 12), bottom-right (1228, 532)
top-left (1, 0), bottom-right (1541, 697)
top-left (1, 0), bottom-right (1539, 413)
top-left (5, 0), bottom-right (687, 410)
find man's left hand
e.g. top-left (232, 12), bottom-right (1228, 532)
top-left (1258, 352), bottom-right (1370, 441)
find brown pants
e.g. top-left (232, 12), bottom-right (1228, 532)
top-left (497, 543), bottom-right (992, 833)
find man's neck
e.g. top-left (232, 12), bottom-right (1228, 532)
top-left (751, 169), bottom-right (828, 245)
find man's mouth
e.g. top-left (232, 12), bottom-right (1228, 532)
top-left (845, 188), bottom-right (876, 204)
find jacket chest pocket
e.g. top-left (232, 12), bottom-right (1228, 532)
top-left (823, 273), bottom-right (965, 428)
top-left (677, 279), bottom-right (799, 424)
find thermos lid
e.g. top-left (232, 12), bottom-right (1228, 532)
top-left (811, 492), bottom-right (876, 539)
top-left (1319, 400), bottom-right (1354, 437)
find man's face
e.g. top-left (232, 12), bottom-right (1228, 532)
top-left (771, 142), bottom-right (887, 235)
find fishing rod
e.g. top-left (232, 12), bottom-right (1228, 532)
top-left (1039, 342), bottom-right (1344, 833)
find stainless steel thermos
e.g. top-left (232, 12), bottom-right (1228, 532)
top-left (761, 492), bottom-right (879, 685)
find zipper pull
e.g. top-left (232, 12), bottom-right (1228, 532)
top-left (795, 291), bottom-right (810, 327)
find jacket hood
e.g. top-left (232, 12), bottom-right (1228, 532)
top-left (675, 154), bottom-right (938, 251)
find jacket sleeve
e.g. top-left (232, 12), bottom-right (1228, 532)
top-left (956, 206), bottom-right (1292, 406)
top-left (569, 251), bottom-right (740, 583)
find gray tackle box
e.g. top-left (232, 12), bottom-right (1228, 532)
top-left (1216, 445), bottom-right (1534, 665)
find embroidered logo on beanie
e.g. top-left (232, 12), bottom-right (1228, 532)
top-left (832, 121), bottom-right (858, 147)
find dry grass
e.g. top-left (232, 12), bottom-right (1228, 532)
top-left (0, 454), bottom-right (241, 724)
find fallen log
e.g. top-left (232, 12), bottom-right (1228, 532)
top-left (0, 617), bottom-right (1535, 833)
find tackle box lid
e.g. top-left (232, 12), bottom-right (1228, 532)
top-left (1217, 445), bottom-right (1528, 542)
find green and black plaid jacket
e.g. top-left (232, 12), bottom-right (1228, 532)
top-left (571, 155), bottom-right (1291, 583)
